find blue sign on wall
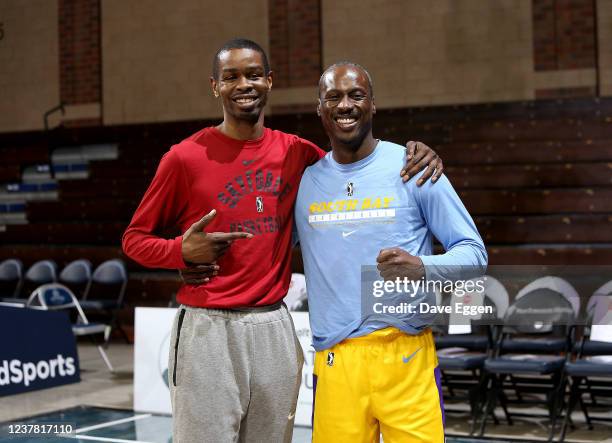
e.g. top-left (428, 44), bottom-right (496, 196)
top-left (0, 306), bottom-right (80, 396)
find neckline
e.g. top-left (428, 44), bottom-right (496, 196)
top-left (328, 141), bottom-right (383, 172)
top-left (208, 126), bottom-right (269, 149)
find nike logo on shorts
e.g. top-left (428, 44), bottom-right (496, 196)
top-left (402, 347), bottom-right (422, 364)
top-left (342, 230), bottom-right (358, 238)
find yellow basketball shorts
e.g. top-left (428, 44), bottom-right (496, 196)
top-left (312, 327), bottom-right (444, 443)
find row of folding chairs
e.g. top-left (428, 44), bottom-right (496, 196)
top-left (434, 276), bottom-right (612, 442)
top-left (0, 258), bottom-right (129, 344)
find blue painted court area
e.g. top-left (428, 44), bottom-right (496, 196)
top-left (0, 406), bottom-right (531, 443)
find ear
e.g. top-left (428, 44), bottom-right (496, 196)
top-left (372, 101), bottom-right (376, 115)
top-left (266, 70), bottom-right (274, 91)
top-left (210, 76), bottom-right (218, 97)
top-left (316, 98), bottom-right (321, 117)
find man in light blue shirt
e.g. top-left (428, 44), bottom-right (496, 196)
top-left (295, 62), bottom-right (487, 442)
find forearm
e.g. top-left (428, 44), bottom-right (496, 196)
top-left (122, 228), bottom-right (186, 269)
top-left (420, 241), bottom-right (488, 282)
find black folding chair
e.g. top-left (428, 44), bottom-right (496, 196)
top-left (81, 259), bottom-right (129, 344)
top-left (27, 283), bottom-right (114, 372)
top-left (436, 276), bottom-right (509, 433)
top-left (1, 259), bottom-right (57, 305)
top-left (0, 258), bottom-right (23, 301)
top-left (559, 291), bottom-right (612, 442)
top-left (477, 287), bottom-right (577, 442)
top-left (23, 259), bottom-right (58, 295)
top-left (59, 259), bottom-right (92, 298)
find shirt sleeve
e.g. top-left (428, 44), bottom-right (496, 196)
top-left (121, 148), bottom-right (189, 269)
top-left (412, 172), bottom-right (488, 282)
top-left (296, 137), bottom-right (326, 165)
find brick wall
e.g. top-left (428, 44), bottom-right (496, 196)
top-left (533, 0), bottom-right (597, 71)
top-left (268, 0), bottom-right (321, 88)
top-left (533, 0), bottom-right (597, 98)
top-left (533, 0), bottom-right (558, 70)
top-left (59, 0), bottom-right (101, 105)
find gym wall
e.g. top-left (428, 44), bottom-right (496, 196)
top-left (0, 0), bottom-right (610, 133)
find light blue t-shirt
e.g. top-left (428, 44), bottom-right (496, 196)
top-left (295, 141), bottom-right (487, 351)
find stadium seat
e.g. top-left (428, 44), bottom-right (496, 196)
top-left (2, 259), bottom-right (58, 305)
top-left (559, 290), bottom-right (612, 442)
top-left (81, 259), bottom-right (128, 344)
top-left (0, 258), bottom-right (23, 300)
top-left (436, 276), bottom-right (508, 433)
top-left (59, 259), bottom-right (92, 298)
top-left (477, 287), bottom-right (577, 441)
top-left (26, 283), bottom-right (113, 372)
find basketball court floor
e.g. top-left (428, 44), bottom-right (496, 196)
top-left (0, 404), bottom-right (562, 443)
top-left (1, 344), bottom-right (611, 443)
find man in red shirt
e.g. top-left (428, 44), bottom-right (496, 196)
top-left (122, 38), bottom-right (443, 443)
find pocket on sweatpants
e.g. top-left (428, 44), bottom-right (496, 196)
top-left (172, 308), bottom-right (186, 387)
top-left (287, 312), bottom-right (305, 374)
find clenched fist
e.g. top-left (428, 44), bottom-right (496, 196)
top-left (376, 247), bottom-right (425, 281)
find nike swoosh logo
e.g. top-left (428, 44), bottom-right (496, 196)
top-left (242, 159), bottom-right (255, 166)
top-left (402, 347), bottom-right (422, 364)
top-left (287, 411), bottom-right (296, 420)
top-left (342, 230), bottom-right (358, 238)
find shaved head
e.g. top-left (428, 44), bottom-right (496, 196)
top-left (319, 61), bottom-right (374, 97)
top-left (317, 62), bottom-right (377, 153)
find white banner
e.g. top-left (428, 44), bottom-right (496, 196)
top-left (133, 307), bottom-right (176, 414)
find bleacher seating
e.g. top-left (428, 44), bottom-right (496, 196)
top-left (0, 142), bottom-right (52, 225)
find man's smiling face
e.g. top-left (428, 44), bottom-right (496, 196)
top-left (212, 48), bottom-right (272, 123)
top-left (318, 65), bottom-right (375, 149)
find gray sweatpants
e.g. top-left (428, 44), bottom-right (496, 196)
top-left (168, 303), bottom-right (304, 443)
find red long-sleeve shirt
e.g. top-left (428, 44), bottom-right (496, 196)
top-left (122, 126), bottom-right (324, 308)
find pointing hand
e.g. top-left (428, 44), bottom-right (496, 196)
top-left (181, 209), bottom-right (252, 264)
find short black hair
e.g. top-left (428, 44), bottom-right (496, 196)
top-left (212, 38), bottom-right (270, 79)
top-left (319, 61), bottom-right (374, 97)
